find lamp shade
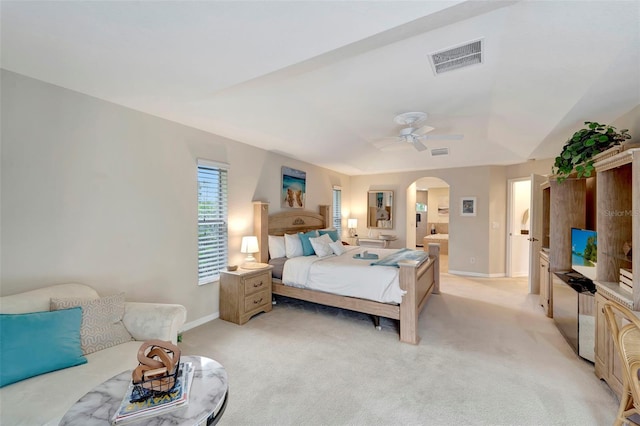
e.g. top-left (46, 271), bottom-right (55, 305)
top-left (240, 236), bottom-right (259, 254)
top-left (347, 218), bottom-right (357, 229)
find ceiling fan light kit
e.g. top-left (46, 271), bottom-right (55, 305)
top-left (394, 112), bottom-right (427, 126)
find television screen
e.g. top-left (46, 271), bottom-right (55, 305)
top-left (571, 228), bottom-right (597, 281)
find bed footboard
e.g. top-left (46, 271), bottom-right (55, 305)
top-left (398, 243), bottom-right (440, 344)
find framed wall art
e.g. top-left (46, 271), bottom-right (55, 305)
top-left (460, 197), bottom-right (477, 216)
top-left (281, 166), bottom-right (306, 209)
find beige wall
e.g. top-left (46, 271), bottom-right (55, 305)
top-left (351, 158), bottom-right (570, 277)
top-left (505, 158), bottom-right (554, 180)
top-left (0, 70), bottom-right (350, 326)
top-left (350, 166), bottom-right (495, 275)
top-left (612, 105), bottom-right (640, 141)
top-left (6, 69), bottom-right (622, 319)
top-left (489, 167), bottom-right (508, 276)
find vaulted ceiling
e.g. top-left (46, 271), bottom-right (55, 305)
top-left (2, 1), bottom-right (638, 175)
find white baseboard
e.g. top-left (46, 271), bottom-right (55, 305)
top-left (511, 272), bottom-right (529, 278)
top-left (181, 312), bottom-right (219, 332)
top-left (488, 273), bottom-right (507, 278)
top-left (448, 270), bottom-right (506, 278)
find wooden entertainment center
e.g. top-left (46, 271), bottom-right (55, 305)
top-left (538, 145), bottom-right (639, 397)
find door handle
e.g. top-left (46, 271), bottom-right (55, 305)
top-left (528, 237), bottom-right (539, 242)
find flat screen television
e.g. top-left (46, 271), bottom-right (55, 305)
top-left (571, 228), bottom-right (597, 281)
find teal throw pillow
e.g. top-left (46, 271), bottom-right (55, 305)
top-left (319, 229), bottom-right (340, 242)
top-left (298, 230), bottom-right (319, 256)
top-left (0, 307), bottom-right (87, 387)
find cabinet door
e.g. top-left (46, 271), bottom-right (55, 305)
top-left (609, 322), bottom-right (625, 396)
top-left (594, 294), bottom-right (607, 378)
top-left (595, 293), bottom-right (624, 397)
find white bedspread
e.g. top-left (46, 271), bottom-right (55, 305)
top-left (282, 246), bottom-right (406, 304)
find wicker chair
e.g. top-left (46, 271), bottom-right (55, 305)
top-left (603, 300), bottom-right (640, 426)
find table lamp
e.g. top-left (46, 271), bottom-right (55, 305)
top-left (347, 218), bottom-right (358, 237)
top-left (240, 236), bottom-right (259, 265)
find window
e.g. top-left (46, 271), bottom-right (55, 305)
top-left (197, 160), bottom-right (228, 285)
top-left (332, 186), bottom-right (342, 237)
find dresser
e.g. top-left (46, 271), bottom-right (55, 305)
top-left (220, 266), bottom-right (273, 325)
top-left (357, 236), bottom-right (397, 248)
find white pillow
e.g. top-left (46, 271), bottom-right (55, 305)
top-left (284, 233), bottom-right (304, 258)
top-left (268, 235), bottom-right (286, 259)
top-left (329, 241), bottom-right (347, 256)
top-left (309, 234), bottom-right (334, 258)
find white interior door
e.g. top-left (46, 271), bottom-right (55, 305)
top-left (507, 178), bottom-right (532, 278)
top-left (528, 174), bottom-right (546, 293)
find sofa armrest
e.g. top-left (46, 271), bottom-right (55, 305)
top-left (123, 302), bottom-right (187, 344)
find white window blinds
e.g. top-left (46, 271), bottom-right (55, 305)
top-left (332, 187), bottom-right (342, 237)
top-left (197, 161), bottom-right (228, 284)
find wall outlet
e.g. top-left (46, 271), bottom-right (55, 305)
top-left (470, 257), bottom-right (476, 264)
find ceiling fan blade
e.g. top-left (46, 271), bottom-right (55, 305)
top-left (372, 137), bottom-right (400, 149)
top-left (413, 125), bottom-right (435, 136)
top-left (412, 139), bottom-right (428, 152)
top-left (419, 134), bottom-right (464, 140)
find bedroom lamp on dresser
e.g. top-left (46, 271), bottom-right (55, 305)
top-left (240, 235), bottom-right (260, 267)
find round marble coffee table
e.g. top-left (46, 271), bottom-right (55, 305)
top-left (60, 355), bottom-right (228, 426)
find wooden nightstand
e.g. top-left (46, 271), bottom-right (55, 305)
top-left (220, 266), bottom-right (272, 325)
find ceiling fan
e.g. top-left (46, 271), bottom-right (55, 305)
top-left (374, 112), bottom-right (463, 152)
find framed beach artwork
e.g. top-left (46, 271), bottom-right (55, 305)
top-left (460, 197), bottom-right (477, 216)
top-left (437, 197), bottom-right (449, 216)
top-left (282, 166), bottom-right (306, 209)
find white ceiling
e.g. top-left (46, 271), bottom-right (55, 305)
top-left (2, 1), bottom-right (639, 176)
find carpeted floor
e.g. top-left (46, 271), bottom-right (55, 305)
top-left (179, 270), bottom-right (619, 425)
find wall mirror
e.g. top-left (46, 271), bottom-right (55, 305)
top-left (367, 190), bottom-right (393, 229)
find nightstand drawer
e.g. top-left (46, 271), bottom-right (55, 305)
top-left (244, 289), bottom-right (269, 312)
top-left (244, 272), bottom-right (269, 296)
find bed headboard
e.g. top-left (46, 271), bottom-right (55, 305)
top-left (253, 202), bottom-right (330, 263)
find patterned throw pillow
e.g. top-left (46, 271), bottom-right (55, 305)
top-left (310, 234), bottom-right (334, 258)
top-left (50, 293), bottom-right (133, 355)
top-left (329, 241), bottom-right (347, 256)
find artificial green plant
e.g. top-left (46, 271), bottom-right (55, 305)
top-left (553, 121), bottom-right (631, 182)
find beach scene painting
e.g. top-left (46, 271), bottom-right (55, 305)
top-left (282, 166), bottom-right (306, 209)
top-left (571, 228), bottom-right (597, 280)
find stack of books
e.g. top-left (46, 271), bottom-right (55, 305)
top-left (111, 362), bottom-right (194, 425)
top-left (620, 268), bottom-right (634, 293)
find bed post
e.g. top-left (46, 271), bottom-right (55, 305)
top-left (398, 243), bottom-right (441, 344)
top-left (254, 201), bottom-right (269, 264)
top-left (318, 205), bottom-right (330, 226)
top-left (428, 243), bottom-right (440, 294)
top-left (398, 262), bottom-right (420, 345)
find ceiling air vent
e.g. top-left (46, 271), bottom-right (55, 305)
top-left (431, 147), bottom-right (449, 156)
top-left (429, 39), bottom-right (483, 75)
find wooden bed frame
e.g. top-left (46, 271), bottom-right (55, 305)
top-left (253, 202), bottom-right (440, 344)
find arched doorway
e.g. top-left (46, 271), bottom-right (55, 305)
top-left (407, 176), bottom-right (450, 272)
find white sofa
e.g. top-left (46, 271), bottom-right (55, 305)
top-left (0, 283), bottom-right (187, 425)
